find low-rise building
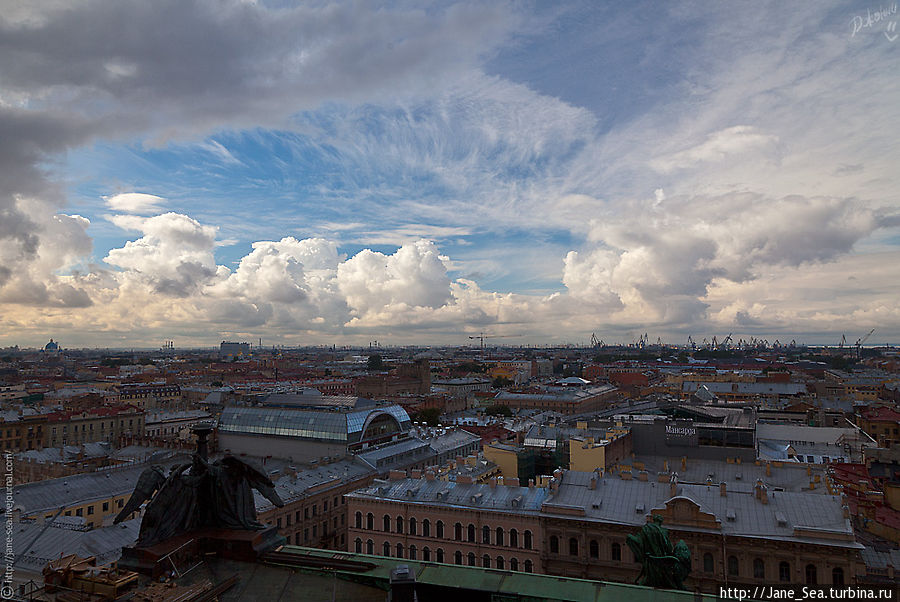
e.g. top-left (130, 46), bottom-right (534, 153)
top-left (45, 405), bottom-right (145, 447)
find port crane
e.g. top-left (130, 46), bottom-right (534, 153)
top-left (855, 328), bottom-right (875, 359)
top-left (467, 332), bottom-right (521, 359)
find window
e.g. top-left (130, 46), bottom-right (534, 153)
top-left (611, 542), bottom-right (621, 561)
top-left (832, 567), bottom-right (844, 586)
top-left (305, 507), bottom-right (310, 519)
top-left (496, 556), bottom-right (504, 569)
top-left (76, 508), bottom-right (83, 516)
top-left (728, 556), bottom-right (739, 577)
top-left (396, 543), bottom-right (404, 558)
top-left (454, 551), bottom-right (462, 565)
top-left (510, 529), bottom-right (519, 548)
top-left (524, 530), bottom-right (532, 549)
top-left (805, 564), bottom-right (817, 585)
top-left (482, 525), bottom-right (490, 544)
top-left (524, 560), bottom-right (533, 573)
top-left (510, 557), bottom-right (518, 572)
top-left (367, 513), bottom-right (374, 530)
top-left (779, 561), bottom-right (791, 582)
top-left (549, 535), bottom-right (559, 554)
top-left (355, 538), bottom-right (362, 553)
top-left (409, 545), bottom-right (416, 560)
top-left (703, 553), bottom-right (714, 573)
top-left (423, 519), bottom-right (431, 537)
top-left (467, 524), bottom-right (476, 543)
top-left (409, 517), bottom-right (417, 535)
top-left (304, 528), bottom-right (309, 541)
top-left (396, 516), bottom-right (404, 534)
top-left (277, 518), bottom-right (282, 528)
top-left (467, 552), bottom-right (476, 567)
top-left (482, 554), bottom-right (490, 568)
top-left (324, 500), bottom-right (328, 511)
top-left (753, 558), bottom-right (765, 579)
top-left (366, 539), bottom-right (374, 555)
top-left (383, 541), bottom-right (391, 556)
top-left (436, 521), bottom-right (444, 538)
top-left (355, 512), bottom-right (362, 529)
top-left (87, 506), bottom-right (94, 515)
top-left (312, 525), bottom-right (317, 538)
top-left (496, 527), bottom-right (504, 547)
top-left (569, 537), bottom-right (579, 556)
top-left (436, 548), bottom-right (444, 563)
top-left (455, 522), bottom-right (463, 541)
top-left (383, 515), bottom-right (391, 532)
top-left (423, 547), bottom-right (431, 561)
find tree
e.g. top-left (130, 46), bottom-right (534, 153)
top-left (367, 354), bottom-right (384, 371)
top-left (485, 404), bottom-right (512, 417)
top-left (492, 376), bottom-right (512, 389)
top-left (415, 408), bottom-right (441, 426)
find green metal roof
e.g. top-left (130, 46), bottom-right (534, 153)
top-left (265, 546), bottom-right (719, 602)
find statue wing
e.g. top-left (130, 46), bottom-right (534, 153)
top-left (114, 465), bottom-right (167, 524)
top-left (218, 455), bottom-right (285, 508)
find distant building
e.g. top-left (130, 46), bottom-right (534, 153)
top-left (219, 340), bottom-right (250, 358)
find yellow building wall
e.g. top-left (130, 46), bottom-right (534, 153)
top-left (484, 444), bottom-right (519, 479)
top-left (569, 438), bottom-right (606, 472)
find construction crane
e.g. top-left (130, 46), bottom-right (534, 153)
top-left (590, 333), bottom-right (603, 348)
top-left (687, 335), bottom-right (696, 350)
top-left (467, 332), bottom-right (521, 359)
top-left (855, 328), bottom-right (875, 359)
top-left (839, 334), bottom-right (846, 349)
top-left (719, 333), bottom-right (733, 350)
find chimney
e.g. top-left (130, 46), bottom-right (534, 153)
top-left (637, 471), bottom-right (648, 482)
top-left (489, 477), bottom-right (497, 489)
top-left (589, 477), bottom-right (597, 490)
top-left (842, 505), bottom-right (850, 519)
top-left (411, 469), bottom-right (421, 479)
top-left (457, 475), bottom-right (473, 485)
top-left (389, 470), bottom-right (407, 480)
top-left (766, 462), bottom-right (771, 476)
top-left (720, 482), bottom-right (727, 497)
top-left (760, 485), bottom-right (768, 504)
top-left (681, 456), bottom-right (687, 471)
top-left (662, 460), bottom-right (669, 472)
top-left (669, 474), bottom-right (678, 497)
top-left (506, 477), bottom-right (520, 487)
top-left (528, 479), bottom-right (535, 488)
top-left (550, 478), bottom-right (559, 492)
top-left (425, 470), bottom-right (436, 481)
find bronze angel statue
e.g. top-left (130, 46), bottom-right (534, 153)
top-left (626, 514), bottom-right (691, 590)
top-left (114, 453), bottom-right (284, 547)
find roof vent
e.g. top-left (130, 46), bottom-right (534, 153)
top-left (775, 513), bottom-right (788, 527)
top-left (436, 488), bottom-right (450, 501)
top-left (635, 503), bottom-right (645, 514)
top-left (470, 493), bottom-right (483, 504)
top-left (511, 494), bottom-right (523, 508)
top-left (592, 500), bottom-right (602, 509)
top-left (406, 487), bottom-right (420, 498)
top-left (726, 509), bottom-right (736, 522)
top-left (735, 472), bottom-right (742, 481)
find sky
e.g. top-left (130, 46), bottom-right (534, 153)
top-left (1, 0), bottom-right (899, 349)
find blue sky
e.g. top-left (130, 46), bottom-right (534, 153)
top-left (2, 1), bottom-right (899, 347)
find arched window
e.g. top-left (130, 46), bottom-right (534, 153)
top-left (510, 557), bottom-right (519, 571)
top-left (436, 520), bottom-right (444, 538)
top-left (454, 551), bottom-right (462, 565)
top-left (396, 543), bottom-right (404, 558)
top-left (524, 559), bottom-right (533, 573)
top-left (779, 561), bottom-right (790, 582)
top-left (383, 514), bottom-right (391, 532)
top-left (366, 513), bottom-right (374, 530)
top-left (496, 527), bottom-right (504, 546)
top-left (549, 535), bottom-right (559, 554)
top-left (482, 554), bottom-right (491, 568)
top-left (589, 539), bottom-right (599, 559)
top-left (454, 522), bottom-right (463, 541)
top-left (366, 539), bottom-right (374, 555)
top-left (422, 519), bottom-right (430, 537)
top-left (383, 541), bottom-right (390, 556)
top-left (832, 567), bottom-right (844, 586)
top-left (611, 542), bottom-right (621, 561)
top-left (753, 558), bottom-right (765, 579)
top-left (468, 524), bottom-right (476, 543)
top-left (524, 530), bottom-right (533, 549)
top-left (423, 546), bottom-right (431, 561)
top-left (482, 525), bottom-right (490, 544)
top-left (569, 537), bottom-right (578, 556)
top-left (703, 553), bottom-right (714, 573)
top-left (354, 538), bottom-right (362, 553)
top-left (396, 516), bottom-right (404, 534)
top-left (467, 552), bottom-right (476, 567)
top-left (496, 556), bottom-right (504, 569)
top-left (436, 548), bottom-right (444, 563)
top-left (409, 545), bottom-right (416, 560)
top-left (805, 564), bottom-right (817, 585)
top-left (510, 529), bottom-right (519, 548)
top-left (355, 512), bottom-right (362, 529)
top-left (409, 517), bottom-right (417, 536)
top-left (728, 555), bottom-right (739, 577)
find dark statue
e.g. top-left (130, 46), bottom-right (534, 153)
top-left (626, 515), bottom-right (691, 590)
top-left (114, 424), bottom-right (284, 547)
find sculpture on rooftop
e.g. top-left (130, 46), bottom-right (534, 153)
top-left (114, 423), bottom-right (284, 547)
top-left (626, 514), bottom-right (691, 590)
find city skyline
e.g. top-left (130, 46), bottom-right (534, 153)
top-left (2, 1), bottom-right (899, 348)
